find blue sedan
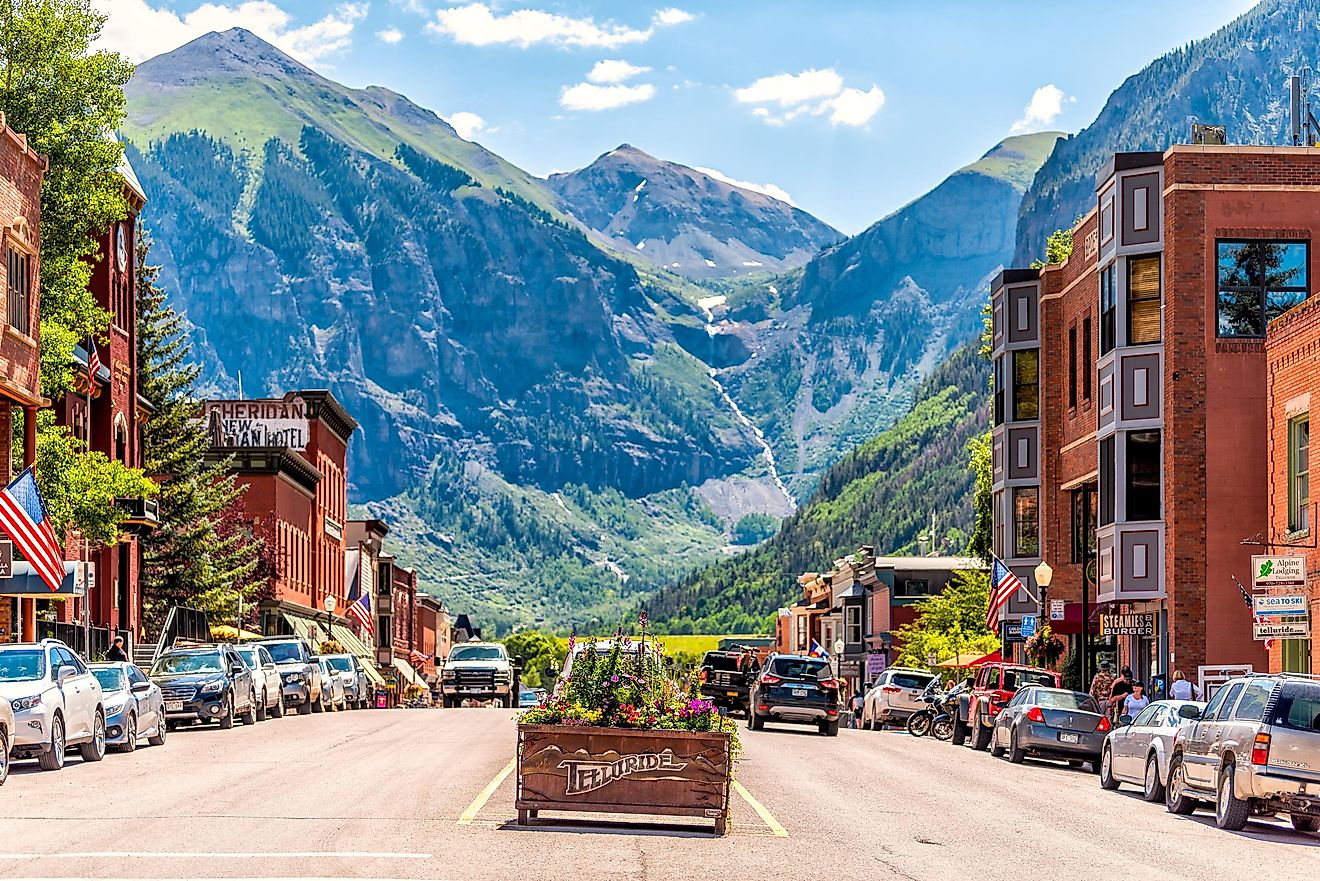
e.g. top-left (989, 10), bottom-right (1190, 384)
top-left (89, 663), bottom-right (167, 752)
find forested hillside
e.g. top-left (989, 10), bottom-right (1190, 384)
top-left (648, 342), bottom-right (989, 634)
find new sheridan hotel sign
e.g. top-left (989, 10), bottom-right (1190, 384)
top-left (203, 397), bottom-right (311, 450)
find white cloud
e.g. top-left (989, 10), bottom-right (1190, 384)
top-left (653, 8), bottom-right (694, 26)
top-left (1010, 84), bottom-right (1073, 134)
top-left (95, 0), bottom-right (368, 64)
top-left (735, 68), bottom-right (884, 128)
top-left (734, 68), bottom-right (843, 107)
top-left (429, 3), bottom-right (652, 48)
top-left (560, 81), bottom-right (656, 111)
top-left (377, 27), bottom-right (404, 44)
top-left (445, 111), bottom-right (486, 139)
top-left (587, 59), bottom-right (650, 84)
top-left (392, 0), bottom-right (429, 13)
top-left (694, 167), bottom-right (797, 207)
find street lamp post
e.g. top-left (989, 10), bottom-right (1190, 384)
top-left (324, 595), bottom-right (337, 650)
top-left (1033, 560), bottom-right (1053, 624)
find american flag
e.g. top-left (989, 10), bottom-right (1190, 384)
top-left (87, 340), bottom-right (101, 386)
top-left (0, 468), bottom-right (65, 592)
top-left (409, 649), bottom-right (430, 667)
top-left (347, 588), bottom-right (372, 633)
top-left (987, 557), bottom-right (1024, 632)
top-left (1236, 575), bottom-right (1273, 651)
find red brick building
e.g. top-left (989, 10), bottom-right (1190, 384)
top-left (0, 120), bottom-right (47, 643)
top-left (203, 390), bottom-right (357, 641)
top-left (992, 145), bottom-right (1320, 691)
top-left (1264, 295), bottom-right (1318, 675)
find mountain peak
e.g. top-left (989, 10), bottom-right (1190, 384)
top-left (137, 27), bottom-right (317, 87)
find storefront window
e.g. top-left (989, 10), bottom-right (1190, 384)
top-left (1281, 639), bottom-right (1311, 674)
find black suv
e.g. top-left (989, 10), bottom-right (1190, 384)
top-left (747, 654), bottom-right (842, 736)
top-left (150, 644), bottom-right (256, 729)
top-left (699, 650), bottom-right (759, 715)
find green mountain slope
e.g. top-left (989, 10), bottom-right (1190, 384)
top-left (1016, 0), bottom-right (1315, 262)
top-left (648, 343), bottom-right (989, 633)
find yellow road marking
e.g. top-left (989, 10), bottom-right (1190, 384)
top-left (458, 758), bottom-right (516, 826)
top-left (732, 780), bottom-right (788, 838)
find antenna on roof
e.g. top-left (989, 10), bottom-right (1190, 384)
top-left (1288, 68), bottom-right (1319, 146)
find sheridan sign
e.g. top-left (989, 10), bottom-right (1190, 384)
top-left (560, 749), bottom-right (688, 796)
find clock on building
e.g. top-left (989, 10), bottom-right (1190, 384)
top-left (115, 223), bottom-right (128, 272)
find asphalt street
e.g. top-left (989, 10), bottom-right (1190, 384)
top-left (0, 708), bottom-right (1314, 880)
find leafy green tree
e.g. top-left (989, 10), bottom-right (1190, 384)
top-left (1030, 226), bottom-right (1075, 269)
top-left (731, 513), bottom-right (779, 545)
top-left (966, 432), bottom-right (992, 562)
top-left (892, 570), bottom-right (999, 668)
top-left (502, 630), bottom-right (568, 688)
top-left (136, 233), bottom-right (261, 628)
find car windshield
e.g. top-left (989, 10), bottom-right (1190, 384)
top-left (702, 653), bottom-right (741, 671)
top-left (1269, 681), bottom-right (1320, 732)
top-left (0, 649), bottom-right (46, 682)
top-left (92, 668), bottom-right (127, 692)
top-left (770, 657), bottom-right (830, 679)
top-left (891, 673), bottom-right (934, 689)
top-left (263, 643), bottom-right (306, 663)
top-left (449, 646), bottom-right (505, 661)
top-left (327, 657), bottom-right (354, 672)
top-left (235, 649), bottom-right (260, 668)
top-left (1035, 690), bottom-right (1098, 711)
top-left (153, 651), bottom-right (224, 675)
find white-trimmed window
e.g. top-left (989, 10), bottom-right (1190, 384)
top-left (1290, 416), bottom-right (1310, 533)
top-left (845, 606), bottom-right (861, 645)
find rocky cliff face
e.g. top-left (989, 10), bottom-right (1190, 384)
top-left (546, 144), bottom-right (841, 279)
top-left (1015, 0), bottom-right (1315, 264)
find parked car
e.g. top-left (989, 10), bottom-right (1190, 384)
top-left (89, 662), bottom-right (167, 752)
top-left (315, 657), bottom-right (347, 711)
top-left (747, 653), bottom-right (842, 736)
top-left (151, 644), bottom-right (256, 729)
top-left (1099, 699), bottom-right (1205, 801)
top-left (955, 661), bottom-right (1060, 750)
top-left (861, 667), bottom-right (937, 730)
top-left (234, 644), bottom-right (284, 721)
top-left (0, 678), bottom-right (12, 785)
top-left (255, 637), bottom-right (324, 715)
top-left (322, 653), bottom-right (369, 709)
top-left (518, 686), bottom-right (540, 709)
top-left (697, 650), bottom-right (759, 716)
top-left (0, 639), bottom-right (106, 771)
top-left (1166, 673), bottom-right (1320, 833)
top-left (989, 686), bottom-right (1108, 770)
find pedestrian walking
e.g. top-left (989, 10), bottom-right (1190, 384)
top-left (849, 686), bottom-right (865, 729)
top-left (1168, 669), bottom-right (1202, 701)
top-left (1123, 681), bottom-right (1150, 717)
top-left (1088, 660), bottom-right (1115, 717)
top-left (1109, 667), bottom-right (1134, 721)
top-left (106, 636), bottom-right (128, 662)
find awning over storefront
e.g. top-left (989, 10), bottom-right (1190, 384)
top-left (279, 612), bottom-right (312, 642)
top-left (331, 624), bottom-right (385, 685)
top-left (393, 657), bottom-right (421, 686)
top-left (0, 562), bottom-right (84, 597)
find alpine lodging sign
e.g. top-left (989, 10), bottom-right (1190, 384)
top-left (1251, 555), bottom-right (1306, 589)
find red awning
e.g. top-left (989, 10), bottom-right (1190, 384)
top-left (964, 649), bottom-right (1002, 668)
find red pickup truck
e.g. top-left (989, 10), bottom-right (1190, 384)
top-left (953, 661), bottom-right (1061, 750)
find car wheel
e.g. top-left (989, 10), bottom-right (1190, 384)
top-left (218, 695), bottom-right (235, 730)
top-left (298, 698), bottom-right (313, 715)
top-left (951, 715), bottom-right (968, 747)
top-left (1215, 761), bottom-right (1251, 831)
top-left (819, 719), bottom-right (839, 737)
top-left (78, 711), bottom-right (106, 762)
top-left (989, 725), bottom-right (1005, 758)
top-left (119, 713), bottom-right (137, 753)
top-left (1099, 746), bottom-right (1120, 790)
top-left (312, 692), bottom-right (325, 713)
top-left (256, 690), bottom-right (268, 722)
top-left (1007, 726), bottom-right (1026, 764)
top-left (1165, 755), bottom-right (1197, 814)
top-left (0, 727), bottom-right (9, 786)
top-left (1143, 753), bottom-right (1166, 802)
top-left (240, 691), bottom-right (258, 726)
top-left (37, 714), bottom-right (65, 771)
top-left (1290, 814), bottom-right (1320, 833)
top-left (748, 708), bottom-right (764, 731)
top-left (272, 694), bottom-right (285, 718)
top-left (148, 715), bottom-right (166, 747)
top-left (971, 716), bottom-right (993, 751)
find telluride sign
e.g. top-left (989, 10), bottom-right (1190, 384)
top-left (561, 748), bottom-right (688, 795)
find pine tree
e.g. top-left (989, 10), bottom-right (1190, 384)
top-left (135, 231), bottom-right (262, 630)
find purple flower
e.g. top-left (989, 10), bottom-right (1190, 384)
top-left (610, 675), bottom-right (620, 683)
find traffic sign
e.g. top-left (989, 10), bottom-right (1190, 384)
top-left (1251, 555), bottom-right (1306, 589)
top-left (1049, 599), bottom-right (1065, 621)
top-left (1253, 594), bottom-right (1308, 616)
top-left (1021, 615), bottom-right (1038, 639)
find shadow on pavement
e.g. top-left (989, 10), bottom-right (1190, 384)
top-left (496, 817), bottom-right (720, 838)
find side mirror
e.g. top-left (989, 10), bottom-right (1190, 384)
top-left (1118, 714), bottom-right (1133, 727)
top-left (1178, 704), bottom-right (1202, 721)
top-left (264, 663), bottom-right (277, 671)
top-left (229, 664), bottom-right (246, 676)
top-left (131, 681), bottom-right (152, 694)
top-left (57, 666), bottom-right (76, 684)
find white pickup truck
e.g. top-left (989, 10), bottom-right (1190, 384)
top-left (440, 642), bottom-right (515, 708)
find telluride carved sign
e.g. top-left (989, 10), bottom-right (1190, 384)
top-left (516, 724), bottom-right (732, 834)
top-left (203, 397), bottom-right (311, 450)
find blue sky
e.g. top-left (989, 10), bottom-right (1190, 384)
top-left (101, 0), bottom-right (1261, 233)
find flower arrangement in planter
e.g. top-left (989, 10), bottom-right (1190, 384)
top-left (516, 616), bottom-right (738, 834)
top-left (1025, 625), bottom-right (1065, 668)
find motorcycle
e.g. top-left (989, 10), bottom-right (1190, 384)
top-left (907, 687), bottom-right (958, 740)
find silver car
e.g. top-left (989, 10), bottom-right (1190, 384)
top-left (315, 658), bottom-right (346, 711)
top-left (234, 645), bottom-right (284, 721)
top-left (89, 662), bottom-right (167, 752)
top-left (990, 686), bottom-right (1108, 769)
top-left (322, 654), bottom-right (369, 709)
top-left (1166, 673), bottom-right (1320, 833)
top-left (0, 689), bottom-right (12, 785)
top-left (1099, 699), bottom-right (1205, 801)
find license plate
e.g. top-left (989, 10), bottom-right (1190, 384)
top-left (1058, 732), bottom-right (1080, 744)
top-left (727, 691), bottom-right (740, 697)
top-left (792, 688), bottom-right (808, 697)
top-left (165, 701), bottom-right (184, 712)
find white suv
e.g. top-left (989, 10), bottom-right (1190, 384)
top-left (862, 667), bottom-right (937, 729)
top-left (0, 639), bottom-right (106, 770)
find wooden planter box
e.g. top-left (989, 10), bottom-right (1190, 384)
top-left (516, 723), bottom-right (732, 834)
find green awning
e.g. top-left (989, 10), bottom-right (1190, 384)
top-left (280, 612), bottom-right (312, 642)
